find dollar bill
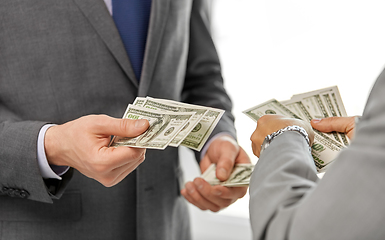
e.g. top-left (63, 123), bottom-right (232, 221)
top-left (285, 98), bottom-right (349, 146)
top-left (180, 109), bottom-right (224, 151)
top-left (132, 97), bottom-right (147, 107)
top-left (147, 98), bottom-right (225, 151)
top-left (132, 97), bottom-right (208, 147)
top-left (110, 105), bottom-right (195, 149)
top-left (243, 99), bottom-right (345, 172)
top-left (201, 163), bottom-right (255, 187)
top-left (111, 97), bottom-right (225, 151)
top-left (286, 86), bottom-right (349, 146)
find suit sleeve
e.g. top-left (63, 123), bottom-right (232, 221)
top-left (0, 105), bottom-right (72, 203)
top-left (249, 69), bottom-right (385, 240)
top-left (183, 0), bottom-right (236, 161)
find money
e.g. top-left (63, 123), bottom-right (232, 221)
top-left (180, 109), bottom-right (224, 151)
top-left (136, 97), bottom-right (225, 151)
top-left (110, 105), bottom-right (194, 149)
top-left (284, 86), bottom-right (349, 146)
top-left (243, 86), bottom-right (348, 172)
top-left (201, 163), bottom-right (255, 187)
top-left (132, 97), bottom-right (208, 147)
top-left (110, 97), bottom-right (225, 151)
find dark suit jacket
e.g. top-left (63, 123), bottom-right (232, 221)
top-left (0, 1), bottom-right (236, 239)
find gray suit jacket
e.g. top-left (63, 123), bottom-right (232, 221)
top-left (0, 1), bottom-right (236, 239)
top-left (249, 69), bottom-right (385, 240)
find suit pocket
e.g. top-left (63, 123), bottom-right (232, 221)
top-left (0, 189), bottom-right (81, 222)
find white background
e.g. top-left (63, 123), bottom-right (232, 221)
top-left (181, 0), bottom-right (385, 239)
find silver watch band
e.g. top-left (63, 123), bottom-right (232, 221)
top-left (260, 125), bottom-right (310, 154)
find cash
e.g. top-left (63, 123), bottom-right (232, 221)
top-left (201, 163), bottom-right (255, 187)
top-left (243, 86), bottom-right (347, 172)
top-left (110, 97), bottom-right (224, 151)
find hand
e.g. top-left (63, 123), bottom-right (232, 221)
top-left (311, 116), bottom-right (356, 140)
top-left (181, 135), bottom-right (250, 212)
top-left (250, 114), bottom-right (314, 158)
top-left (45, 115), bottom-right (149, 187)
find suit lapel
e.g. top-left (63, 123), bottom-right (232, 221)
top-left (138, 0), bottom-right (171, 96)
top-left (72, 0), bottom-right (138, 87)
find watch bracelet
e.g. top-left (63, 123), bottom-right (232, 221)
top-left (261, 125), bottom-right (310, 153)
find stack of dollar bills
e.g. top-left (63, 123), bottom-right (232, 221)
top-left (243, 86), bottom-right (348, 172)
top-left (110, 97), bottom-right (224, 151)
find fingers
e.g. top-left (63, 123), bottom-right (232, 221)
top-left (199, 155), bottom-right (213, 174)
top-left (106, 152), bottom-right (146, 187)
top-left (250, 115), bottom-right (293, 157)
top-left (101, 145), bottom-right (146, 166)
top-left (183, 137), bottom-right (250, 212)
top-left (89, 115), bottom-right (149, 137)
top-left (215, 154), bottom-right (236, 181)
top-left (88, 148), bottom-right (146, 187)
top-left (311, 116), bottom-right (356, 139)
top-left (44, 114), bottom-right (149, 187)
top-left (251, 114), bottom-right (314, 157)
top-left (182, 181), bottom-right (222, 211)
top-left (93, 146), bottom-right (145, 174)
top-left (181, 178), bottom-right (247, 212)
top-left (311, 116), bottom-right (354, 133)
top-left (250, 129), bottom-right (262, 157)
top-left (204, 136), bottom-right (239, 181)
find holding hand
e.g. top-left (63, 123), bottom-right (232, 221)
top-left (181, 135), bottom-right (250, 212)
top-left (311, 116), bottom-right (356, 140)
top-left (250, 115), bottom-right (314, 158)
top-left (44, 115), bottom-right (149, 187)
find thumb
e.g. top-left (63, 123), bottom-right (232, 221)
top-left (93, 115), bottom-right (149, 137)
top-left (310, 117), bottom-right (347, 133)
top-left (213, 137), bottom-right (239, 181)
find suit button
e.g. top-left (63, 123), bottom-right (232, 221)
top-left (1, 187), bottom-right (29, 198)
top-left (1, 187), bottom-right (8, 195)
top-left (6, 188), bottom-right (15, 197)
top-left (19, 190), bottom-right (30, 199)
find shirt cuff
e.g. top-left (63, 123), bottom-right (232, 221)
top-left (37, 124), bottom-right (69, 180)
top-left (200, 132), bottom-right (235, 159)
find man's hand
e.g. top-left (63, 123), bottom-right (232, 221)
top-left (250, 114), bottom-right (314, 158)
top-left (311, 116), bottom-right (356, 140)
top-left (44, 115), bottom-right (149, 187)
top-left (181, 135), bottom-right (250, 212)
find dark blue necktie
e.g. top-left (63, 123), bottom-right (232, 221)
top-left (112, 0), bottom-right (152, 80)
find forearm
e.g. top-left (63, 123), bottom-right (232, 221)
top-left (0, 120), bottom-right (54, 203)
top-left (249, 131), bottom-right (318, 240)
top-left (250, 127), bottom-right (385, 240)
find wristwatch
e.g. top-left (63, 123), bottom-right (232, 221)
top-left (260, 125), bottom-right (310, 154)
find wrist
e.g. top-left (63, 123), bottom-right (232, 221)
top-left (44, 125), bottom-right (66, 167)
top-left (37, 124), bottom-right (63, 179)
top-left (260, 125), bottom-right (311, 154)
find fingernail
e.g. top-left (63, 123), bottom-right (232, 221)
top-left (194, 178), bottom-right (204, 190)
top-left (312, 118), bottom-right (322, 123)
top-left (212, 189), bottom-right (222, 196)
top-left (135, 119), bottom-right (148, 128)
top-left (186, 183), bottom-right (195, 194)
top-left (218, 168), bottom-right (227, 179)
